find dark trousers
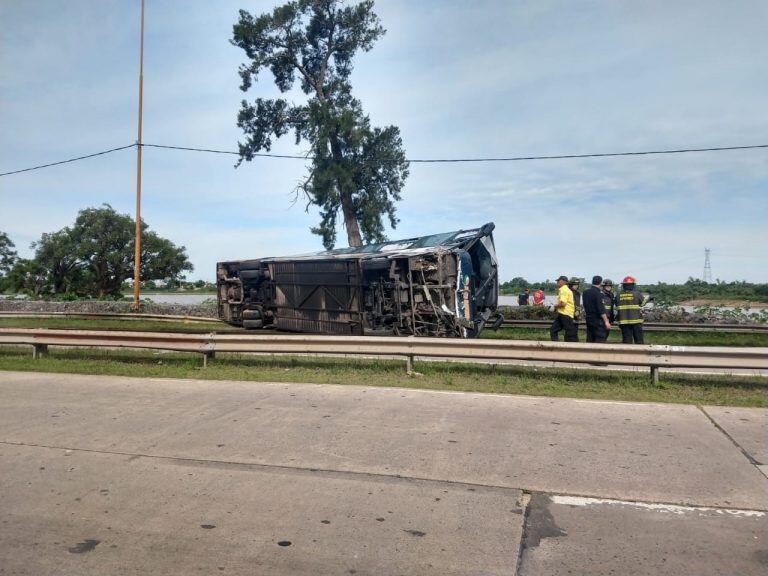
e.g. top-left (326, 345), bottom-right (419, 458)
top-left (551, 314), bottom-right (578, 342)
top-left (586, 321), bottom-right (607, 343)
top-left (620, 324), bottom-right (644, 344)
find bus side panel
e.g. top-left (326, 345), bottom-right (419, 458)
top-left (270, 258), bottom-right (364, 335)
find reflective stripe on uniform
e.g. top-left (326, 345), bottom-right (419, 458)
top-left (617, 289), bottom-right (643, 324)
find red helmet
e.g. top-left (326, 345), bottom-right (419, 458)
top-left (622, 275), bottom-right (636, 284)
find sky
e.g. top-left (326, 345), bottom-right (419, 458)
top-left (1, 0), bottom-right (766, 283)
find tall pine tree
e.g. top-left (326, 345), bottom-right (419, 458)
top-left (232, 0), bottom-right (409, 248)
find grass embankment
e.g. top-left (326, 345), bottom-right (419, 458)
top-left (1, 317), bottom-right (765, 407)
top-left (483, 327), bottom-right (768, 347)
top-left (0, 346), bottom-right (765, 407)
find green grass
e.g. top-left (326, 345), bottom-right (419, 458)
top-left (0, 345), bottom-right (765, 407)
top-left (483, 327), bottom-right (768, 347)
top-left (2, 316), bottom-right (765, 407)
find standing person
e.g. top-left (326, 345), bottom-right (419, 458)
top-left (517, 287), bottom-right (530, 306)
top-left (582, 275), bottom-right (612, 343)
top-left (568, 277), bottom-right (582, 340)
top-left (617, 275), bottom-right (648, 344)
top-left (550, 275), bottom-right (577, 342)
top-left (601, 279), bottom-right (618, 330)
top-left (532, 289), bottom-right (546, 306)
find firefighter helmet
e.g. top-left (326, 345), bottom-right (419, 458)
top-left (622, 275), bottom-right (636, 284)
top-left (603, 279), bottom-right (613, 286)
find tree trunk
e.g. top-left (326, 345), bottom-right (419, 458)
top-left (340, 191), bottom-right (362, 247)
top-left (330, 136), bottom-right (362, 247)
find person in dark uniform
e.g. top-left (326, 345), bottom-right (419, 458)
top-left (568, 277), bottom-right (582, 341)
top-left (582, 275), bottom-right (612, 343)
top-left (601, 279), bottom-right (618, 338)
top-left (517, 287), bottom-right (530, 306)
top-left (617, 275), bottom-right (648, 344)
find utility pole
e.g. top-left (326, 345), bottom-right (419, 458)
top-left (133, 0), bottom-right (145, 310)
top-left (703, 248), bottom-right (712, 283)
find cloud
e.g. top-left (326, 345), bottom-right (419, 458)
top-left (1, 0), bottom-right (766, 283)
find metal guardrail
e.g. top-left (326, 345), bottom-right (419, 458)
top-left (1, 328), bottom-right (765, 382)
top-left (500, 319), bottom-right (768, 334)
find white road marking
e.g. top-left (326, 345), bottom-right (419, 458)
top-left (551, 495), bottom-right (766, 517)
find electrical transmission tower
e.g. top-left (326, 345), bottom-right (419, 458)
top-left (703, 248), bottom-right (712, 283)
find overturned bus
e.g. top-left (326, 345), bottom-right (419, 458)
top-left (216, 222), bottom-right (501, 338)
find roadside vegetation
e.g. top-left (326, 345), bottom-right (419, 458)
top-left (0, 345), bottom-right (764, 407)
top-left (483, 327), bottom-right (768, 348)
top-left (0, 207), bottom-right (192, 299)
top-left (500, 277), bottom-right (768, 305)
top-left (499, 303), bottom-right (768, 325)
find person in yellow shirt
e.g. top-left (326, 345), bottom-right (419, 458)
top-left (550, 275), bottom-right (577, 342)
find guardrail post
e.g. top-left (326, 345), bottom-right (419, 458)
top-left (405, 354), bottom-right (414, 375)
top-left (650, 365), bottom-right (659, 385)
top-left (201, 333), bottom-right (216, 368)
top-left (33, 344), bottom-right (49, 359)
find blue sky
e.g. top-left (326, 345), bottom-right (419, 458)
top-left (1, 0), bottom-right (766, 283)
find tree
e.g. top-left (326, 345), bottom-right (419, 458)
top-left (33, 229), bottom-right (81, 294)
top-left (232, 0), bottom-right (409, 249)
top-left (0, 231), bottom-right (18, 276)
top-left (139, 230), bottom-right (194, 287)
top-left (9, 205), bottom-right (193, 298)
top-left (69, 205), bottom-right (193, 298)
top-left (4, 259), bottom-right (46, 296)
top-left (70, 206), bottom-right (135, 297)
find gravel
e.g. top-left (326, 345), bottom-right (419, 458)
top-left (0, 298), bottom-right (218, 319)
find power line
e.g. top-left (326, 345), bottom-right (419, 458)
top-left (2, 141), bottom-right (768, 177)
top-left (0, 143), bottom-right (137, 177)
top-left (142, 143), bottom-right (306, 159)
top-left (144, 142), bottom-right (768, 163)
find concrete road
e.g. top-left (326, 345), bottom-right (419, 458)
top-left (518, 494), bottom-right (766, 576)
top-left (0, 370), bottom-right (766, 575)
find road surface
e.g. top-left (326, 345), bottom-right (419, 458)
top-left (0, 370), bottom-right (765, 575)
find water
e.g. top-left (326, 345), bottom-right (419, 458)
top-left (498, 295), bottom-right (556, 307)
top-left (133, 293), bottom-right (216, 305)
top-left (1, 293), bottom-right (216, 305)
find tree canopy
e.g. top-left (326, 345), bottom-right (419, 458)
top-left (4, 205), bottom-right (193, 298)
top-left (0, 231), bottom-right (17, 276)
top-left (232, 0), bottom-right (409, 249)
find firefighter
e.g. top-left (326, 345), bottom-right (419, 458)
top-left (601, 279), bottom-right (618, 326)
top-left (616, 276), bottom-right (648, 344)
top-left (568, 277), bottom-right (582, 339)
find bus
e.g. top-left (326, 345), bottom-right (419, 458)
top-left (217, 222), bottom-right (501, 338)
